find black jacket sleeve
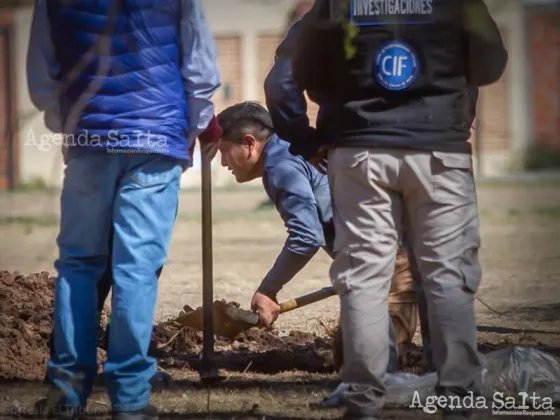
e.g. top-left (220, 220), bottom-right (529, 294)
top-left (292, 0), bottom-right (346, 97)
top-left (263, 19), bottom-right (320, 160)
top-left (462, 0), bottom-right (509, 86)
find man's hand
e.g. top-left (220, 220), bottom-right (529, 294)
top-left (198, 114), bottom-right (222, 161)
top-left (251, 291), bottom-right (281, 327)
top-left (308, 145), bottom-right (331, 174)
top-left (200, 138), bottom-right (221, 161)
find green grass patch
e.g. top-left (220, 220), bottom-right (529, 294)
top-left (0, 215), bottom-right (59, 227)
top-left (480, 205), bottom-right (560, 223)
top-left (477, 178), bottom-right (560, 189)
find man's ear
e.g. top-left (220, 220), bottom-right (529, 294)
top-left (241, 134), bottom-right (259, 160)
top-left (241, 133), bottom-right (257, 148)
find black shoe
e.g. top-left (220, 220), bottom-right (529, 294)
top-left (112, 404), bottom-right (158, 420)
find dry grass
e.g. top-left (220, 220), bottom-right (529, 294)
top-left (1, 182), bottom-right (560, 418)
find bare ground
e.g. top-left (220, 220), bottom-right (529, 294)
top-left (0, 179), bottom-right (560, 419)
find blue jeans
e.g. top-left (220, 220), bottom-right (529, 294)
top-left (47, 152), bottom-right (183, 412)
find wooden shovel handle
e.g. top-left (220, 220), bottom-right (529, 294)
top-left (279, 286), bottom-right (337, 314)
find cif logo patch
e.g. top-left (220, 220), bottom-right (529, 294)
top-left (374, 41), bottom-right (419, 90)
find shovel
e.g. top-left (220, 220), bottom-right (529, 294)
top-left (174, 286), bottom-right (337, 339)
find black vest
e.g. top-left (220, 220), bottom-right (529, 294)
top-left (293, 0), bottom-right (505, 153)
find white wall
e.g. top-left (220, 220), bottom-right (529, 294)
top-left (477, 1), bottom-right (532, 176)
top-left (14, 7), bottom-right (66, 188)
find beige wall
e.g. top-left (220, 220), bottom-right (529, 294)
top-left (14, 7), bottom-right (65, 188)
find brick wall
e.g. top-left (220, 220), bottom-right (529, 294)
top-left (0, 32), bottom-right (7, 189)
top-left (470, 27), bottom-right (511, 154)
top-left (257, 33), bottom-right (283, 108)
top-left (528, 11), bottom-right (560, 149)
top-left (0, 10), bottom-right (15, 191)
top-left (213, 36), bottom-right (243, 114)
top-left (257, 33), bottom-right (320, 128)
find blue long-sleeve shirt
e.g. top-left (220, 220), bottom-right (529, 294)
top-left (258, 135), bottom-right (334, 296)
top-left (26, 0), bottom-right (220, 143)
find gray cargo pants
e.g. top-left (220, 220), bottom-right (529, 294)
top-left (328, 147), bottom-right (482, 418)
top-left (402, 234), bottom-right (434, 371)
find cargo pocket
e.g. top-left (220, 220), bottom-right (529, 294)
top-left (431, 151), bottom-right (476, 203)
top-left (329, 148), bottom-right (369, 173)
top-left (460, 248), bottom-right (482, 294)
top-left (459, 224), bottom-right (482, 294)
top-left (329, 251), bottom-right (354, 295)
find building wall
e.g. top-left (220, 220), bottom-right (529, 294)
top-left (473, 27), bottom-right (511, 153)
top-left (14, 7), bottom-right (65, 188)
top-left (0, 9), bottom-right (17, 190)
top-left (12, 0), bottom-right (534, 189)
top-left (15, 0), bottom-right (299, 189)
top-left (187, 0), bottom-right (312, 188)
top-left (0, 19), bottom-right (9, 189)
top-left (472, 0), bottom-right (532, 176)
top-left (526, 10), bottom-right (560, 149)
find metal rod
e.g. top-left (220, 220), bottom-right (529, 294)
top-left (200, 148), bottom-right (215, 375)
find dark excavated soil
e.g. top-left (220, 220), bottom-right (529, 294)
top-left (7, 271), bottom-right (546, 381)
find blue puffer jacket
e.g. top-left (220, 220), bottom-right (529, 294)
top-left (47, 0), bottom-right (190, 161)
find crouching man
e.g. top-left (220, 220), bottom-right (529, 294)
top-left (216, 101), bottom-right (419, 369)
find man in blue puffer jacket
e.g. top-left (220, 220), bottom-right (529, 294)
top-left (26, 1), bottom-right (221, 419)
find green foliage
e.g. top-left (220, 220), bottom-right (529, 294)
top-left (523, 143), bottom-right (560, 171)
top-left (18, 177), bottom-right (49, 191)
top-left (343, 20), bottom-right (359, 60)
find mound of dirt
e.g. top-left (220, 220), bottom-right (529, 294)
top-left (151, 319), bottom-right (337, 374)
top-left (0, 270), bottom-right (429, 381)
top-left (0, 271), bottom-right (109, 381)
top-left (0, 271), bottom-right (55, 381)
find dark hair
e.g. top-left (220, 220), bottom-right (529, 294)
top-left (217, 101), bottom-right (274, 144)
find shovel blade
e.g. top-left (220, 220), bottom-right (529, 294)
top-left (174, 300), bottom-right (260, 339)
